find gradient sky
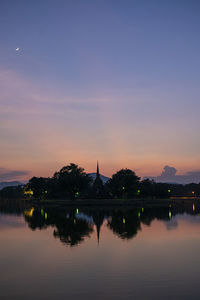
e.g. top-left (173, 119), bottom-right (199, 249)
top-left (0, 0), bottom-right (200, 181)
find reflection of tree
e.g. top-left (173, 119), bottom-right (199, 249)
top-left (6, 201), bottom-right (200, 246)
top-left (140, 207), bottom-right (170, 226)
top-left (24, 208), bottom-right (48, 230)
top-left (107, 206), bottom-right (198, 241)
top-left (53, 217), bottom-right (93, 247)
top-left (24, 207), bottom-right (93, 247)
top-left (108, 210), bottom-right (141, 240)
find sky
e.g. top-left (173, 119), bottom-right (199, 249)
top-left (0, 0), bottom-right (200, 182)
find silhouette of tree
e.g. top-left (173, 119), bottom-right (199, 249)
top-left (140, 179), bottom-right (155, 198)
top-left (106, 168), bottom-right (140, 198)
top-left (25, 177), bottom-right (50, 200)
top-left (154, 183), bottom-right (170, 198)
top-left (53, 163), bottom-right (91, 199)
top-left (0, 185), bottom-right (24, 199)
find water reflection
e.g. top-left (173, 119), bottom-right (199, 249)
top-left (1, 199), bottom-right (200, 247)
top-left (107, 210), bottom-right (141, 239)
top-left (2, 200), bottom-right (200, 300)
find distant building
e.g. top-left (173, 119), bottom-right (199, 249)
top-left (92, 162), bottom-right (105, 198)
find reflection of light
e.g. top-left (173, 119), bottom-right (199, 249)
top-left (142, 207), bottom-right (144, 212)
top-left (74, 219), bottom-right (76, 224)
top-left (24, 207), bottom-right (34, 217)
top-left (138, 212), bottom-right (141, 218)
top-left (76, 208), bottom-right (79, 214)
top-left (123, 218), bottom-right (126, 224)
top-left (193, 203), bottom-right (195, 212)
top-left (41, 209), bottom-right (44, 216)
top-left (45, 212), bottom-right (48, 220)
top-left (169, 211), bottom-right (172, 218)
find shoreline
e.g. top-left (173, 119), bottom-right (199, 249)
top-left (1, 197), bottom-right (199, 210)
top-left (29, 197), bottom-right (200, 209)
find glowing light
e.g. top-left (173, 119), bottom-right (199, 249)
top-left (169, 211), bottom-right (172, 218)
top-left (45, 212), bottom-right (48, 220)
top-left (76, 208), bottom-right (79, 214)
top-left (74, 219), bottom-right (76, 224)
top-left (41, 209), bottom-right (44, 216)
top-left (123, 218), bottom-right (126, 224)
top-left (24, 207), bottom-right (34, 218)
top-left (138, 212), bottom-right (141, 218)
top-left (44, 190), bottom-right (48, 194)
top-left (122, 186), bottom-right (125, 190)
top-left (15, 47), bottom-right (20, 51)
top-left (137, 189), bottom-right (141, 195)
top-left (192, 191), bottom-right (195, 194)
top-left (168, 189), bottom-right (171, 193)
top-left (142, 207), bottom-right (144, 212)
top-left (24, 189), bottom-right (33, 196)
top-left (193, 204), bottom-right (195, 212)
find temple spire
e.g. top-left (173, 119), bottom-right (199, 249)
top-left (96, 161), bottom-right (100, 178)
top-left (92, 161), bottom-right (105, 198)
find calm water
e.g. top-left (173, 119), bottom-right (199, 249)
top-left (0, 200), bottom-right (200, 299)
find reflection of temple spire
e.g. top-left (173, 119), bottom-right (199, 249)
top-left (96, 223), bottom-right (101, 245)
top-left (92, 212), bottom-right (104, 245)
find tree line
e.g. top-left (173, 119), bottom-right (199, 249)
top-left (0, 163), bottom-right (200, 199)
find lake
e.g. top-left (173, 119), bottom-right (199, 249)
top-left (0, 200), bottom-right (200, 299)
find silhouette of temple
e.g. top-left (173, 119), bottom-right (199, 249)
top-left (92, 161), bottom-right (105, 198)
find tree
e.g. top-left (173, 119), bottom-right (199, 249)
top-left (0, 185), bottom-right (24, 199)
top-left (53, 163), bottom-right (91, 199)
top-left (154, 183), bottom-right (170, 198)
top-left (140, 179), bottom-right (155, 198)
top-left (25, 177), bottom-right (50, 199)
top-left (106, 168), bottom-right (140, 198)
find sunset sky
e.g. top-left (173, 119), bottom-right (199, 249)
top-left (0, 0), bottom-right (200, 181)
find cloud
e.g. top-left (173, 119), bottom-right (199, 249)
top-left (148, 165), bottom-right (200, 184)
top-left (160, 166), bottom-right (177, 179)
top-left (0, 168), bottom-right (29, 181)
